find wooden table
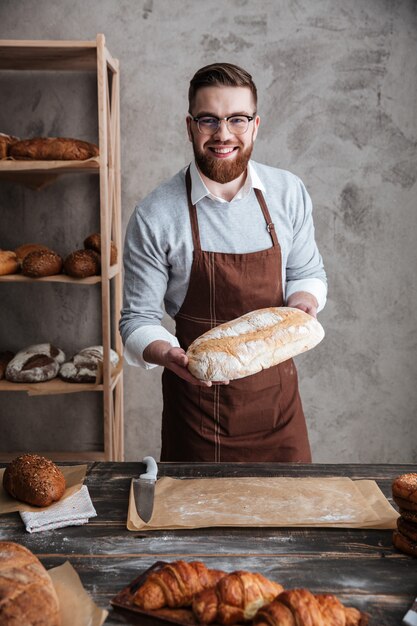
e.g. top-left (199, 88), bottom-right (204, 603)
top-left (1, 462), bottom-right (416, 625)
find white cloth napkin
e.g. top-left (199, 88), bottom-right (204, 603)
top-left (20, 485), bottom-right (97, 533)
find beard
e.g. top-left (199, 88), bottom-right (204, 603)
top-left (192, 134), bottom-right (254, 184)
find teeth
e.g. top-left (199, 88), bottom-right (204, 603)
top-left (212, 148), bottom-right (235, 154)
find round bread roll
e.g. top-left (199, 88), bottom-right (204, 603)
top-left (0, 132), bottom-right (19, 159)
top-left (0, 541), bottom-right (61, 625)
top-left (5, 343), bottom-right (65, 383)
top-left (59, 345), bottom-right (120, 383)
top-left (3, 454), bottom-right (66, 507)
top-left (392, 473), bottom-right (417, 505)
top-left (15, 243), bottom-right (51, 265)
top-left (21, 249), bottom-right (63, 278)
top-left (397, 517), bottom-right (417, 543)
top-left (186, 307), bottom-right (325, 382)
top-left (63, 249), bottom-right (101, 278)
top-left (9, 136), bottom-right (99, 160)
top-left (392, 529), bottom-right (417, 557)
top-left (84, 232), bottom-right (118, 265)
top-left (0, 250), bottom-right (19, 275)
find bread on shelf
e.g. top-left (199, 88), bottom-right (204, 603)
top-left (5, 343), bottom-right (65, 383)
top-left (21, 249), bottom-right (63, 278)
top-left (63, 249), bottom-right (101, 278)
top-left (0, 250), bottom-right (19, 275)
top-left (9, 136), bottom-right (99, 160)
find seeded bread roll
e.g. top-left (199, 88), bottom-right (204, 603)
top-left (84, 232), bottom-right (118, 265)
top-left (0, 250), bottom-right (19, 275)
top-left (5, 343), bottom-right (65, 383)
top-left (392, 473), bottom-right (417, 505)
top-left (0, 541), bottom-right (61, 625)
top-left (63, 249), bottom-right (101, 278)
top-left (186, 307), bottom-right (325, 382)
top-left (15, 243), bottom-right (52, 266)
top-left (3, 454), bottom-right (66, 507)
top-left (21, 250), bottom-right (63, 278)
top-left (9, 136), bottom-right (99, 160)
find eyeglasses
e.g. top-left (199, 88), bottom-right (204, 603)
top-left (191, 115), bottom-right (255, 135)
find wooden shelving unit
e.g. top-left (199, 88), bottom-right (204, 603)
top-left (0, 34), bottom-right (124, 461)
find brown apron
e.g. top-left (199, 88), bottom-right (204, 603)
top-left (161, 168), bottom-right (311, 462)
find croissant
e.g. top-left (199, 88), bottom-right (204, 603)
top-left (192, 570), bottom-right (284, 624)
top-left (133, 560), bottom-right (226, 610)
top-left (253, 588), bottom-right (368, 626)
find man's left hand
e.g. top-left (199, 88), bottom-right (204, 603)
top-left (286, 291), bottom-right (318, 318)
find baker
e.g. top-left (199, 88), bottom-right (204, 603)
top-left (120, 62), bottom-right (327, 463)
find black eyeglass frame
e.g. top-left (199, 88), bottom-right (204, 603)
top-left (190, 114), bottom-right (256, 135)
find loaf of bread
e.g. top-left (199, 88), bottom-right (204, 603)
top-left (0, 541), bottom-right (61, 625)
top-left (3, 454), bottom-right (66, 507)
top-left (186, 307), bottom-right (325, 382)
top-left (9, 136), bottom-right (99, 160)
top-left (0, 132), bottom-right (19, 159)
top-left (0, 250), bottom-right (19, 276)
top-left (63, 249), bottom-right (101, 278)
top-left (59, 345), bottom-right (119, 383)
top-left (84, 233), bottom-right (118, 265)
top-left (0, 351), bottom-right (14, 380)
top-left (5, 343), bottom-right (65, 383)
top-left (14, 243), bottom-right (52, 266)
top-left (21, 250), bottom-right (63, 278)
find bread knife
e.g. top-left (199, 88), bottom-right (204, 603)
top-left (133, 456), bottom-right (158, 523)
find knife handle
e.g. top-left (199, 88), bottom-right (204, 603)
top-left (140, 456), bottom-right (158, 480)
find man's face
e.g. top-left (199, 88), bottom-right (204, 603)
top-left (187, 86), bottom-right (260, 184)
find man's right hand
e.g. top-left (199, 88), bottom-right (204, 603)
top-left (143, 340), bottom-right (228, 387)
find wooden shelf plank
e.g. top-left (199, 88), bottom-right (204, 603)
top-left (0, 158), bottom-right (100, 174)
top-left (0, 40), bottom-right (99, 71)
top-left (0, 265), bottom-right (119, 284)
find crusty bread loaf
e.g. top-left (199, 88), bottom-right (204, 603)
top-left (21, 249), bottom-right (63, 278)
top-left (59, 345), bottom-right (119, 383)
top-left (0, 541), bottom-right (61, 625)
top-left (5, 343), bottom-right (65, 383)
top-left (0, 132), bottom-right (19, 159)
top-left (9, 136), bottom-right (99, 160)
top-left (0, 250), bottom-right (19, 276)
top-left (186, 307), bottom-right (325, 382)
top-left (63, 249), bottom-right (101, 278)
top-left (3, 454), bottom-right (66, 507)
top-left (84, 233), bottom-right (118, 265)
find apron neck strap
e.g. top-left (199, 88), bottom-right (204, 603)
top-left (254, 188), bottom-right (279, 246)
top-left (185, 166), bottom-right (202, 251)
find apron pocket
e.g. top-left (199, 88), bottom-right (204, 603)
top-left (199, 365), bottom-right (282, 437)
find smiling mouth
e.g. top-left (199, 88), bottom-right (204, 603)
top-left (208, 146), bottom-right (238, 156)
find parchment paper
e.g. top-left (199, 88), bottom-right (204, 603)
top-left (0, 464), bottom-right (87, 514)
top-left (127, 476), bottom-right (398, 531)
top-left (49, 561), bottom-right (108, 626)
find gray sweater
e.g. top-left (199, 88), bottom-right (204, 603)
top-left (120, 160), bottom-right (327, 368)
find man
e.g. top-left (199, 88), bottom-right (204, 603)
top-left (120, 63), bottom-right (327, 463)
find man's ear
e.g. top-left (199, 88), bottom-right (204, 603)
top-left (186, 116), bottom-right (193, 142)
top-left (252, 115), bottom-right (260, 142)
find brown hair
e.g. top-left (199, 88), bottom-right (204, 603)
top-left (188, 62), bottom-right (257, 112)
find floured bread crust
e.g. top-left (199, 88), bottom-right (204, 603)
top-left (186, 307), bottom-right (325, 382)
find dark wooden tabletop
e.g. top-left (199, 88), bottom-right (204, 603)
top-left (1, 462), bottom-right (416, 625)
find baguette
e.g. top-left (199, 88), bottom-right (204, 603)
top-left (186, 307), bottom-right (324, 382)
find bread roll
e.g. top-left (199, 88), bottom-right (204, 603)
top-left (0, 132), bottom-right (19, 159)
top-left (0, 250), bottom-right (19, 276)
top-left (3, 454), bottom-right (66, 507)
top-left (9, 136), bottom-right (99, 160)
top-left (84, 232), bottom-right (118, 265)
top-left (186, 307), bottom-right (325, 382)
top-left (59, 345), bottom-right (119, 383)
top-left (63, 249), bottom-right (100, 278)
top-left (21, 250), bottom-right (63, 278)
top-left (5, 343), bottom-right (65, 383)
top-left (0, 541), bottom-right (61, 625)
top-left (15, 243), bottom-right (52, 265)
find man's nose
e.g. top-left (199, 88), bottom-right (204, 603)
top-left (212, 119), bottom-right (233, 140)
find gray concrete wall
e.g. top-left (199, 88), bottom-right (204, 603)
top-left (0, 0), bottom-right (416, 463)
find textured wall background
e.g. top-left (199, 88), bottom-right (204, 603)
top-left (0, 0), bottom-right (416, 462)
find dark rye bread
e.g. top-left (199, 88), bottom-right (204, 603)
top-left (3, 454), bottom-right (66, 507)
top-left (0, 541), bottom-right (61, 626)
top-left (392, 473), bottom-right (417, 504)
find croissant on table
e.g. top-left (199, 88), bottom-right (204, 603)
top-left (253, 588), bottom-right (368, 626)
top-left (192, 570), bottom-right (284, 624)
top-left (133, 560), bottom-right (226, 610)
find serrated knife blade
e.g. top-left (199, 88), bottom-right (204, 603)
top-left (133, 456), bottom-right (158, 523)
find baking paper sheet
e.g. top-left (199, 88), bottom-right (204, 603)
top-left (127, 476), bottom-right (398, 531)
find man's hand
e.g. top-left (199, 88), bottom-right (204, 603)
top-left (287, 291), bottom-right (318, 318)
top-left (143, 340), bottom-right (228, 386)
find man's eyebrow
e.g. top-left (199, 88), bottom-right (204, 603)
top-left (193, 111), bottom-right (253, 117)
